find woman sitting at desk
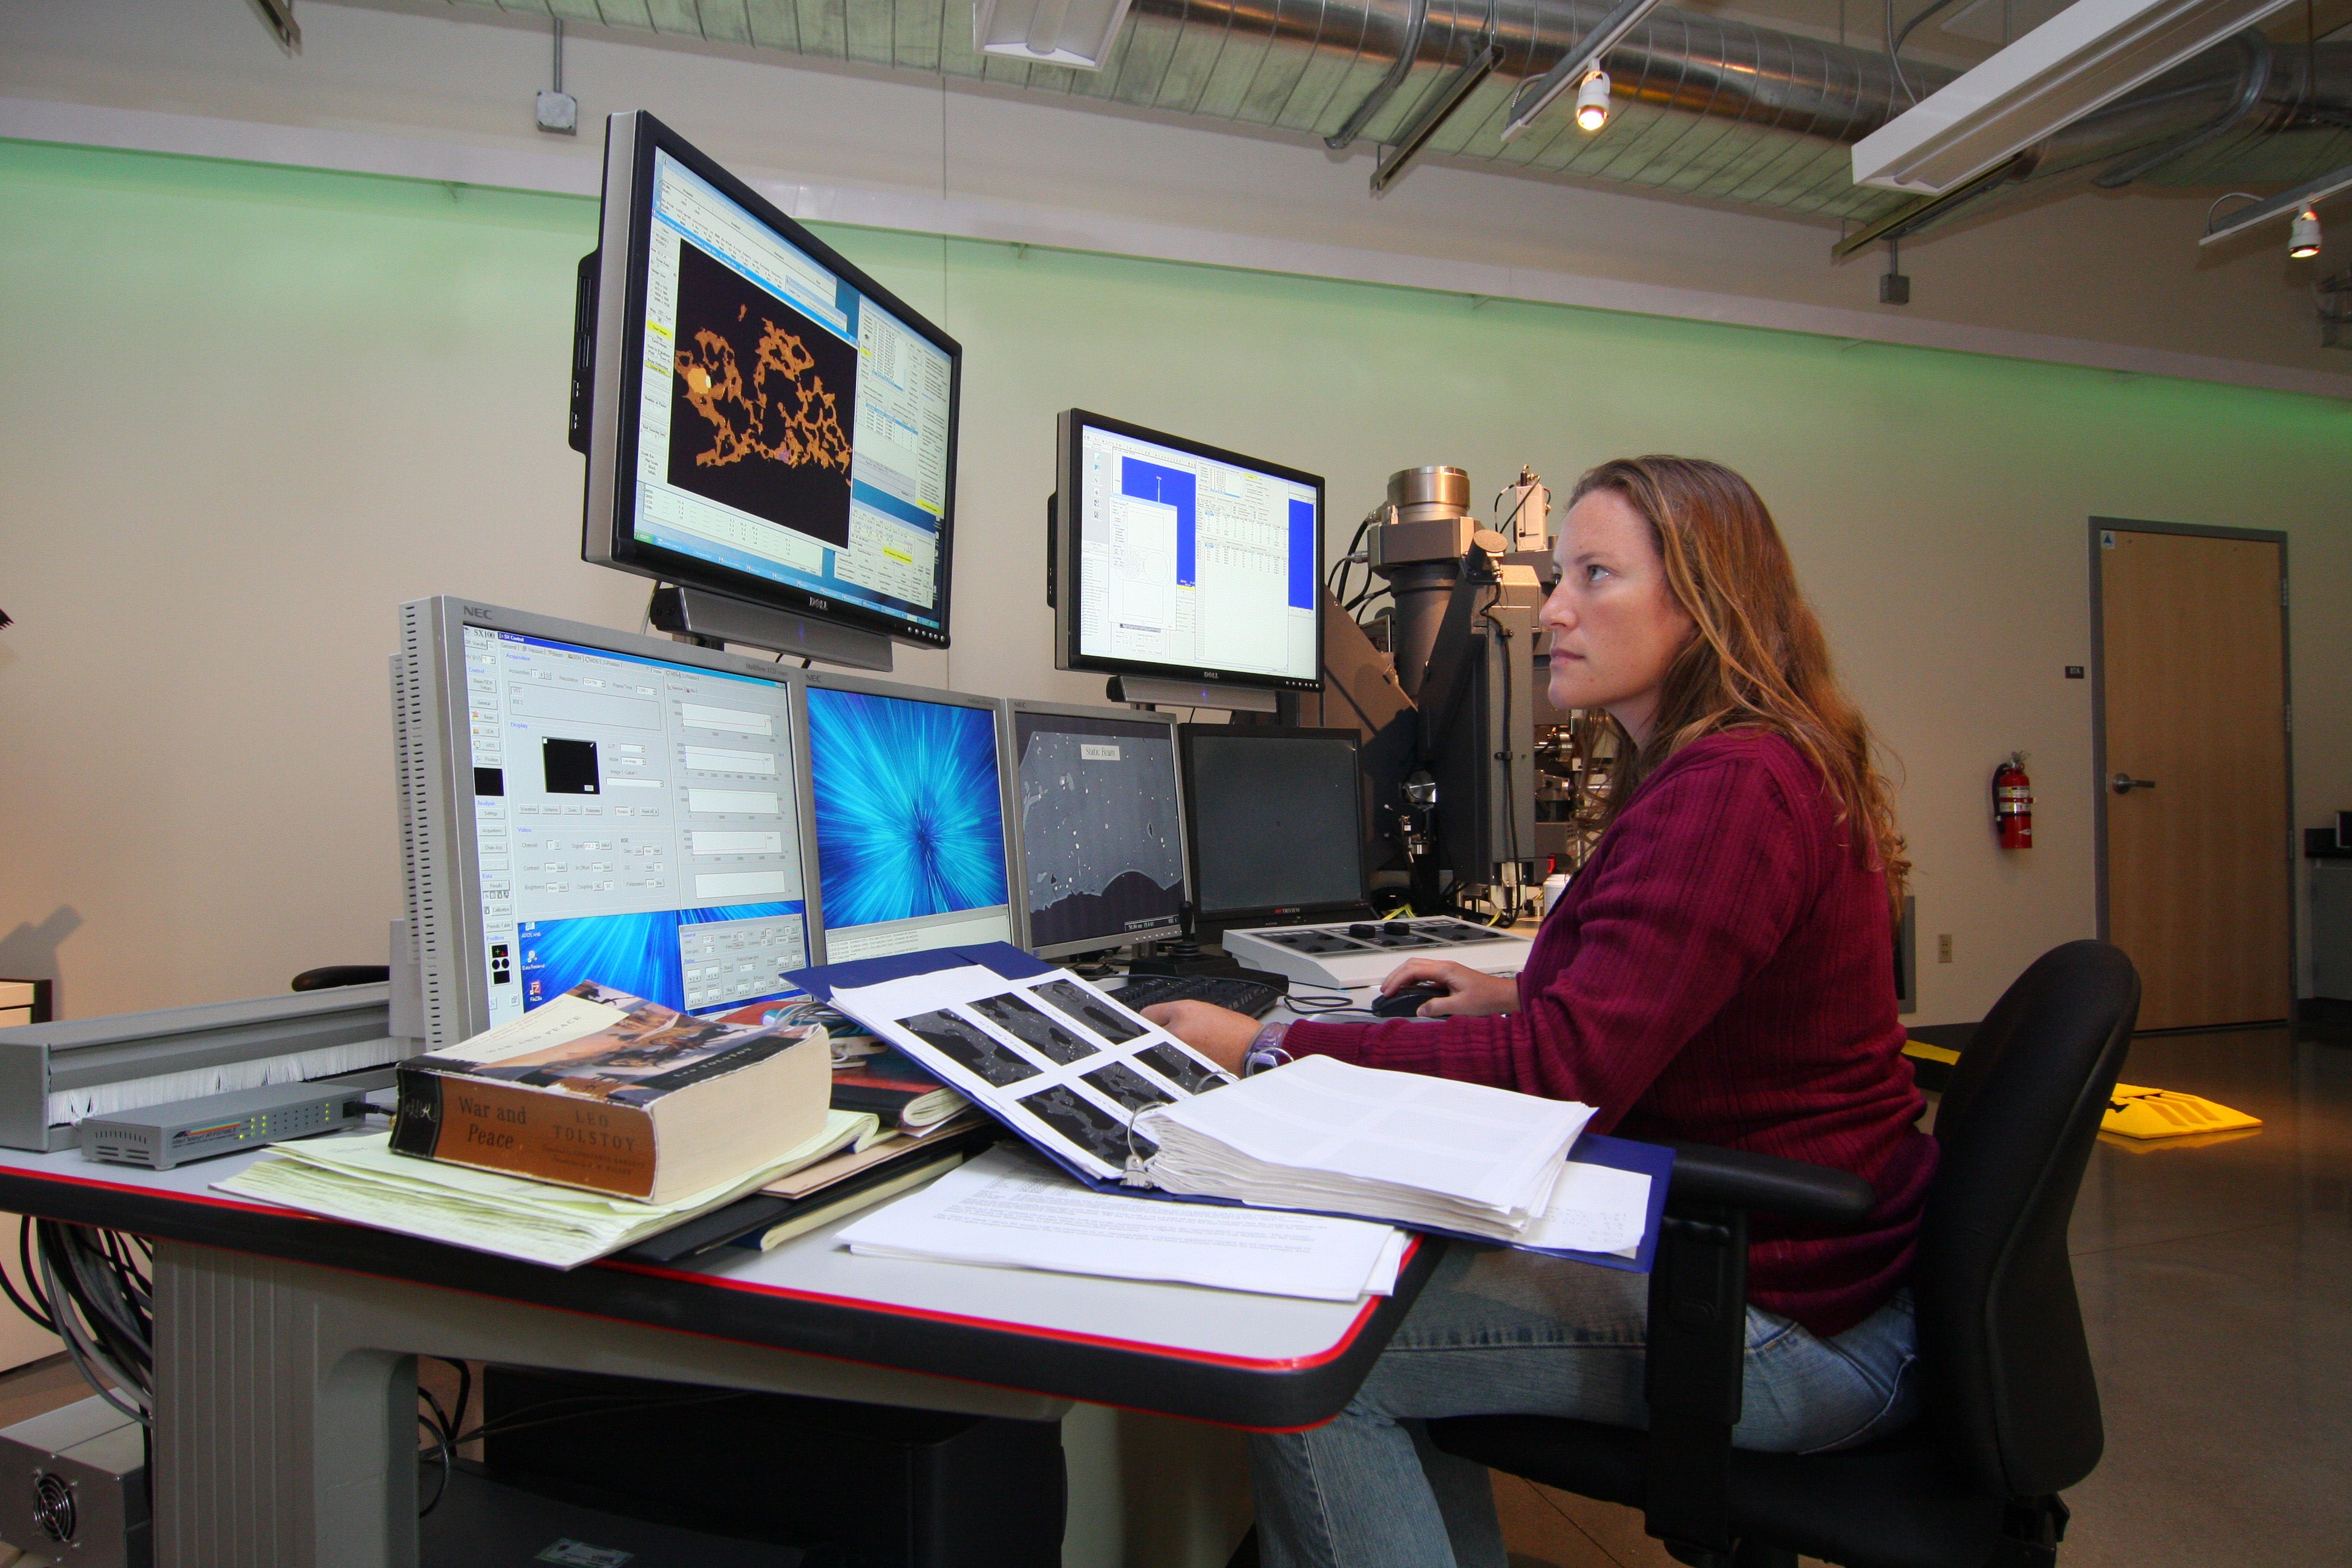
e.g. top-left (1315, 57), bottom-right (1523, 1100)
top-left (1142, 456), bottom-right (1933, 1568)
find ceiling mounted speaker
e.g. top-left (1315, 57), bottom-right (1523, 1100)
top-left (973, 0), bottom-right (1138, 70)
top-left (1851, 0), bottom-right (2305, 194)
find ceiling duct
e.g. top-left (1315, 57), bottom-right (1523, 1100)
top-left (443, 1), bottom-right (2352, 235)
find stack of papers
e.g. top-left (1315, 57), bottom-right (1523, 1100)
top-left (216, 1110), bottom-right (875, 1270)
top-left (837, 1146), bottom-right (1407, 1302)
top-left (1134, 1055), bottom-right (1597, 1243)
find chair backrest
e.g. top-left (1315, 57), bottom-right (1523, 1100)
top-left (1913, 939), bottom-right (2139, 1501)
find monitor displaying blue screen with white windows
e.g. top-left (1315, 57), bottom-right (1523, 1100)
top-left (467, 628), bottom-right (811, 1022)
top-left (396, 597), bottom-right (821, 1049)
top-left (805, 681), bottom-right (1012, 962)
top-left (581, 112), bottom-right (959, 650)
top-left (1054, 410), bottom-right (1324, 691)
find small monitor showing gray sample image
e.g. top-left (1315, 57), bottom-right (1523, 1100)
top-left (1007, 703), bottom-right (1187, 959)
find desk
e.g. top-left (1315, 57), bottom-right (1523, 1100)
top-left (0, 1139), bottom-right (1440, 1568)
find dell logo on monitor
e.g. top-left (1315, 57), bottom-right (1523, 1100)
top-left (808, 597), bottom-right (831, 612)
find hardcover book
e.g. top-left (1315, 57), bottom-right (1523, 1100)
top-left (388, 981), bottom-right (829, 1203)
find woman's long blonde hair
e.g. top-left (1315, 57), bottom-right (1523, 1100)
top-left (1575, 456), bottom-right (1909, 908)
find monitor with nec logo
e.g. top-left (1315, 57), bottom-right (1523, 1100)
top-left (1052, 410), bottom-right (1324, 693)
top-left (396, 596), bottom-right (820, 1048)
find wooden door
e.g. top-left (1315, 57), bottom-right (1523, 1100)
top-left (2099, 526), bottom-right (2292, 1030)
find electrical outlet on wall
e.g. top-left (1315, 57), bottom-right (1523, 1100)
top-left (1936, 933), bottom-right (1953, 964)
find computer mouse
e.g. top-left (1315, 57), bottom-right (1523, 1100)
top-left (1372, 983), bottom-right (1448, 1019)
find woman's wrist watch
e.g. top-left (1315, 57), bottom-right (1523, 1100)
top-left (1242, 1021), bottom-right (1292, 1077)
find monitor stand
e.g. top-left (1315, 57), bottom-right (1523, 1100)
top-left (1106, 674), bottom-right (1277, 713)
top-left (648, 586), bottom-right (893, 672)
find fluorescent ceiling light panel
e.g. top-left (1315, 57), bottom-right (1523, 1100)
top-left (973, 0), bottom-right (1137, 69)
top-left (1851, 0), bottom-right (2304, 194)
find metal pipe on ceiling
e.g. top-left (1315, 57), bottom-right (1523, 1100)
top-left (452, 0), bottom-right (2352, 232)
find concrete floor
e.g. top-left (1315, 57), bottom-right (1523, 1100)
top-left (1495, 1026), bottom-right (2352, 1568)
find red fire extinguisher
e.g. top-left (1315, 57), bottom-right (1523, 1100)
top-left (1993, 753), bottom-right (2033, 849)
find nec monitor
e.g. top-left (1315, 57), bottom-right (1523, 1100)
top-left (1053, 410), bottom-right (1324, 693)
top-left (1004, 700), bottom-right (1187, 959)
top-left (578, 111), bottom-right (960, 653)
top-left (395, 596), bottom-right (820, 1049)
top-left (1178, 725), bottom-right (1368, 930)
top-left (803, 674), bottom-right (1014, 962)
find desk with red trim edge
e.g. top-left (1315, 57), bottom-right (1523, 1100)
top-left (0, 1135), bottom-right (1442, 1568)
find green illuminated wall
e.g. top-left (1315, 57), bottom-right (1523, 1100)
top-left (2, 139), bottom-right (2347, 1022)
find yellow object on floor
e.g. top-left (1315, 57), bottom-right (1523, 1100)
top-left (2101, 1083), bottom-right (2262, 1140)
top-left (1903, 1040), bottom-right (1961, 1067)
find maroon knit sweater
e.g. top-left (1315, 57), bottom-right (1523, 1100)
top-left (1284, 730), bottom-right (1936, 1337)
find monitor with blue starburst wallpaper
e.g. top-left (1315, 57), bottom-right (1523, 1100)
top-left (806, 684), bottom-right (1012, 960)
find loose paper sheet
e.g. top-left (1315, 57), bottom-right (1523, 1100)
top-left (1518, 1160), bottom-right (1652, 1258)
top-left (214, 1111), bottom-right (872, 1269)
top-left (423, 990), bottom-right (626, 1063)
top-left (837, 1146), bottom-right (1404, 1301)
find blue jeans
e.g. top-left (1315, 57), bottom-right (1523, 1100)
top-left (1246, 1244), bottom-right (1921, 1568)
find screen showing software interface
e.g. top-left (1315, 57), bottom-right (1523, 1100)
top-left (1190, 735), bottom-right (1362, 916)
top-left (806, 685), bottom-right (1011, 962)
top-left (1076, 425), bottom-right (1318, 682)
top-left (1014, 712), bottom-right (1184, 952)
top-left (464, 627), bottom-right (810, 1025)
top-left (630, 149), bottom-right (953, 632)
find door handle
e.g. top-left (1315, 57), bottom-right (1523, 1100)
top-left (2111, 773), bottom-right (2157, 795)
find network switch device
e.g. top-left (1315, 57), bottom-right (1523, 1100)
top-left (77, 1078), bottom-right (380, 1171)
top-left (1219, 917), bottom-right (1536, 991)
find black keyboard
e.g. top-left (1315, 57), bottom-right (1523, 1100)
top-left (1111, 972), bottom-right (1285, 1020)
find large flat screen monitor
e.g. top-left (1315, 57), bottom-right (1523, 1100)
top-left (579, 111), bottom-right (960, 652)
top-left (803, 673), bottom-right (1014, 962)
top-left (396, 596), bottom-right (821, 1049)
top-left (1053, 410), bottom-right (1323, 693)
top-left (1178, 725), bottom-right (1367, 931)
top-left (1004, 699), bottom-right (1187, 959)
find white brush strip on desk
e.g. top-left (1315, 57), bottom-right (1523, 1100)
top-left (48, 1036), bottom-right (410, 1126)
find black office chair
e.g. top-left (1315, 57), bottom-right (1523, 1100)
top-left (1428, 939), bottom-right (2140, 1568)
top-left (290, 965), bottom-right (390, 991)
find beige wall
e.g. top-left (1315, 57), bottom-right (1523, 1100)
top-left (1, 3), bottom-right (2348, 1033)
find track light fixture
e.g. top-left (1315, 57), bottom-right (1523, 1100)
top-left (1575, 70), bottom-right (1612, 132)
top-left (2289, 206), bottom-right (2321, 260)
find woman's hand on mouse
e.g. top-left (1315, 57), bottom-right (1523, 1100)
top-left (1378, 960), bottom-right (1518, 1018)
top-left (1138, 1000), bottom-right (1259, 1073)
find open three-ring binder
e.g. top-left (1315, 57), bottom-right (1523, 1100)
top-left (787, 943), bottom-right (1670, 1272)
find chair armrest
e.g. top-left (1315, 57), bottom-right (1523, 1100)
top-left (1660, 1142), bottom-right (1875, 1229)
top-left (290, 965), bottom-right (391, 993)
